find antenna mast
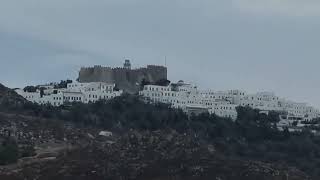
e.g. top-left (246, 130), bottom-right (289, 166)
top-left (165, 56), bottom-right (167, 67)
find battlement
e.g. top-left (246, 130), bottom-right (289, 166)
top-left (81, 64), bottom-right (166, 71)
top-left (80, 66), bottom-right (112, 69)
top-left (78, 60), bottom-right (168, 93)
top-left (147, 65), bottom-right (167, 69)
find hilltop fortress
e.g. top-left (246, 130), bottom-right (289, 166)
top-left (78, 60), bottom-right (168, 93)
top-left (15, 59), bottom-right (320, 130)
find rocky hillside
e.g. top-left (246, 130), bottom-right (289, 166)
top-left (0, 83), bottom-right (26, 109)
top-left (0, 129), bottom-right (308, 180)
top-left (0, 83), bottom-right (312, 180)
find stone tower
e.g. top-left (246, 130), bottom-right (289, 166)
top-left (123, 59), bottom-right (131, 69)
top-left (78, 61), bottom-right (167, 93)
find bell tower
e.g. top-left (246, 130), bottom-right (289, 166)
top-left (123, 59), bottom-right (131, 69)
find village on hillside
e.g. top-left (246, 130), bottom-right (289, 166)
top-left (15, 60), bottom-right (320, 132)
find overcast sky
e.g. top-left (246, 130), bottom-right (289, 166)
top-left (0, 0), bottom-right (320, 107)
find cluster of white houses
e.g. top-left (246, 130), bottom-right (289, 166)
top-left (139, 81), bottom-right (320, 124)
top-left (15, 82), bottom-right (123, 106)
top-left (15, 80), bottom-right (320, 126)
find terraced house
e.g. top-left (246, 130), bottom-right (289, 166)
top-left (15, 82), bottom-right (123, 106)
top-left (139, 81), bottom-right (320, 123)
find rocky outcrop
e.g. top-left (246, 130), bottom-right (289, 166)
top-left (0, 83), bottom-right (26, 108)
top-left (0, 130), bottom-right (309, 180)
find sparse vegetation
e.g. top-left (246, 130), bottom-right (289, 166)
top-left (54, 80), bottom-right (72, 89)
top-left (1, 85), bottom-right (320, 178)
top-left (140, 78), bottom-right (170, 88)
top-left (23, 86), bottom-right (37, 93)
top-left (0, 138), bottom-right (19, 165)
top-left (48, 95), bottom-right (320, 178)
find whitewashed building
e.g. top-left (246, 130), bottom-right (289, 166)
top-left (238, 92), bottom-right (320, 122)
top-left (239, 92), bottom-right (281, 112)
top-left (139, 81), bottom-right (238, 120)
top-left (15, 82), bottom-right (123, 106)
top-left (139, 81), bottom-right (320, 122)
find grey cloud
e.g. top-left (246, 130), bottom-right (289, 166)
top-left (232, 0), bottom-right (320, 17)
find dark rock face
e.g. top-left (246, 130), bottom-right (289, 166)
top-left (0, 130), bottom-right (309, 180)
top-left (0, 83), bottom-right (26, 109)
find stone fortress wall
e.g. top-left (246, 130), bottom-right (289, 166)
top-left (78, 60), bottom-right (167, 93)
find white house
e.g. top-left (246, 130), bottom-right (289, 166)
top-left (15, 82), bottom-right (123, 106)
top-left (139, 82), bottom-right (238, 120)
top-left (237, 92), bottom-right (319, 122)
top-left (139, 81), bottom-right (320, 122)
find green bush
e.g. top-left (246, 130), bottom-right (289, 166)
top-left (2, 93), bottom-right (320, 178)
top-left (0, 138), bottom-right (19, 165)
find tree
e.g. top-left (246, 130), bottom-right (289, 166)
top-left (155, 79), bottom-right (171, 86)
top-left (40, 87), bottom-right (45, 97)
top-left (0, 138), bottom-right (19, 165)
top-left (113, 85), bottom-right (120, 91)
top-left (23, 86), bottom-right (37, 92)
top-left (55, 80), bottom-right (73, 89)
top-left (140, 78), bottom-right (151, 90)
